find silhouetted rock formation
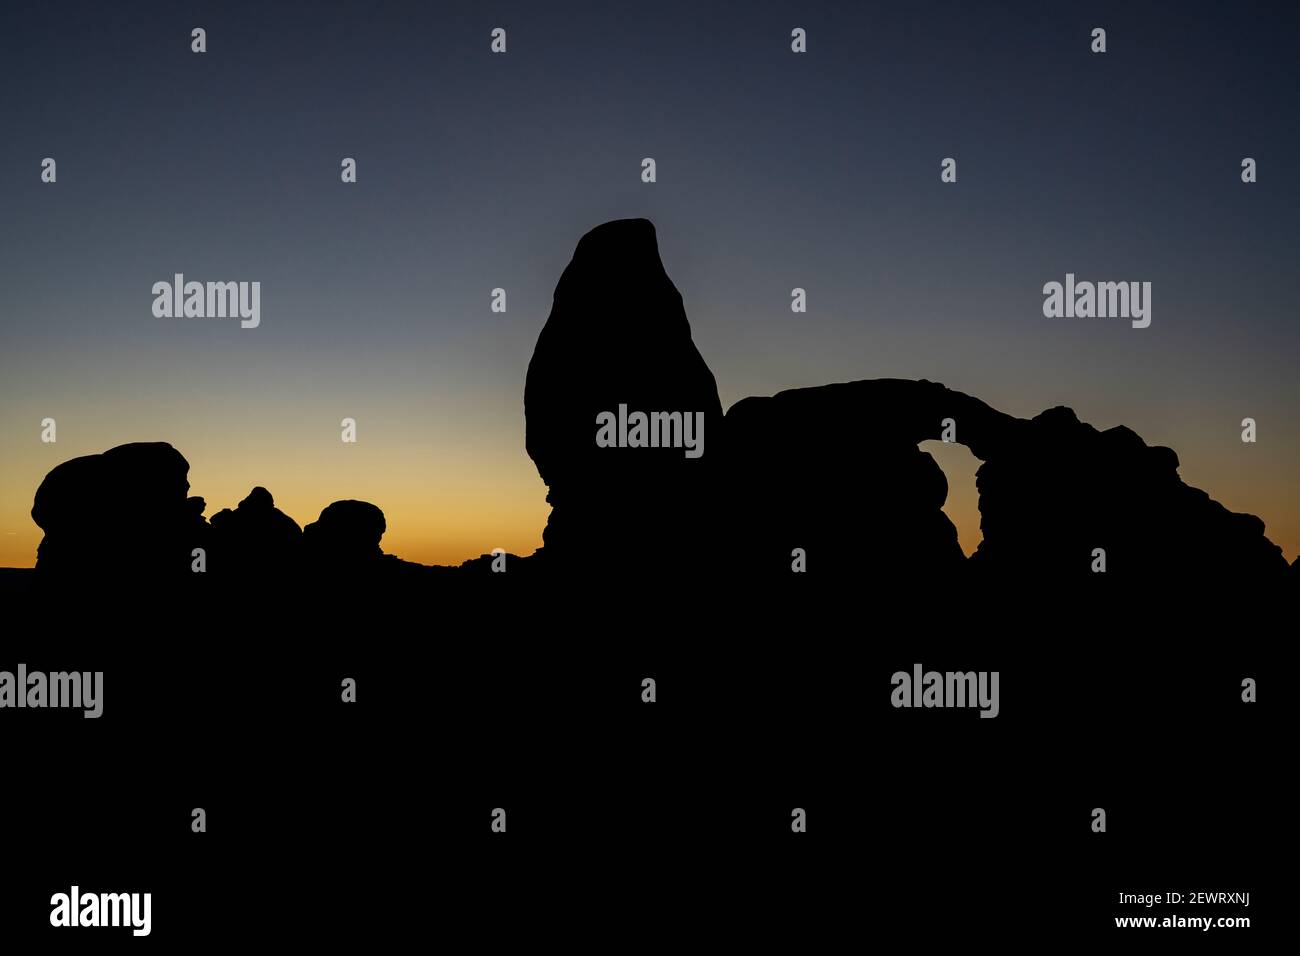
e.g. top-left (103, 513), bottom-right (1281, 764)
top-left (301, 499), bottom-right (428, 579)
top-left (209, 486), bottom-right (302, 576)
top-left (968, 405), bottom-right (1289, 580)
top-left (723, 379), bottom-right (1288, 582)
top-left (303, 500), bottom-right (387, 564)
top-left (518, 222), bottom-right (1291, 586)
top-left (524, 218), bottom-right (723, 575)
top-left (723, 379), bottom-right (1018, 579)
top-left (18, 220), bottom-right (1294, 597)
top-left (31, 441), bottom-right (206, 576)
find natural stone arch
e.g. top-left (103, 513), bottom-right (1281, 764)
top-left (720, 379), bottom-right (1021, 579)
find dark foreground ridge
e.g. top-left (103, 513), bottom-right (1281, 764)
top-left (0, 220), bottom-right (1284, 948)
top-left (8, 218), bottom-right (1296, 597)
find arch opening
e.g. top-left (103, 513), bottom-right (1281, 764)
top-left (920, 439), bottom-right (983, 557)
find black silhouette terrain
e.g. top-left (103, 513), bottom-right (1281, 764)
top-left (2, 218), bottom-right (1285, 947)
top-left (5, 217), bottom-right (1293, 600)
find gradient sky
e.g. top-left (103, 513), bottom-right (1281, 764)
top-left (2, 0), bottom-right (1297, 567)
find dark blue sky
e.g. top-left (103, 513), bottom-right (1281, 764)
top-left (2, 0), bottom-right (1297, 565)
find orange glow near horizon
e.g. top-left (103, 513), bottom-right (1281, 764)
top-left (4, 432), bottom-right (1296, 569)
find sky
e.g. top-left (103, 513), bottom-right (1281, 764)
top-left (2, 0), bottom-right (1297, 567)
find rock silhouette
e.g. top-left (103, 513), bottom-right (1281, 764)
top-left (969, 405), bottom-right (1288, 580)
top-left (301, 499), bottom-right (429, 579)
top-left (208, 486), bottom-right (302, 577)
top-left (30, 441), bottom-right (206, 577)
top-left (723, 379), bottom-right (1019, 580)
top-left (524, 218), bottom-right (723, 575)
top-left (302, 500), bottom-right (388, 564)
top-left (15, 219), bottom-right (1295, 594)
top-left (724, 380), bottom-right (1288, 582)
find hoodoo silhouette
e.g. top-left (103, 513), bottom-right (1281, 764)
top-left (16, 218), bottom-right (1294, 593)
top-left (524, 218), bottom-right (724, 576)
